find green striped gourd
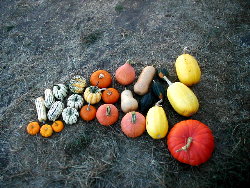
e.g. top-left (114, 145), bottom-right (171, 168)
top-left (47, 101), bottom-right (64, 121)
top-left (53, 84), bottom-right (68, 100)
top-left (35, 97), bottom-right (47, 122)
top-left (44, 89), bottom-right (55, 108)
top-left (62, 107), bottom-right (79, 125)
top-left (67, 94), bottom-right (84, 109)
top-left (69, 75), bottom-right (87, 94)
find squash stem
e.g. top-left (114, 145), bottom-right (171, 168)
top-left (106, 106), bottom-right (111, 116)
top-left (155, 99), bottom-right (163, 106)
top-left (176, 137), bottom-right (193, 152)
top-left (87, 103), bottom-right (90, 111)
top-left (163, 76), bottom-right (172, 86)
top-left (131, 111), bottom-right (136, 124)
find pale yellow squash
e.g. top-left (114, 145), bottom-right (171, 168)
top-left (146, 102), bottom-right (168, 139)
top-left (175, 54), bottom-right (201, 86)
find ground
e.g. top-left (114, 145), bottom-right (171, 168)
top-left (0, 0), bottom-right (249, 187)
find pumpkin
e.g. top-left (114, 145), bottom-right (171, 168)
top-left (152, 80), bottom-right (165, 100)
top-left (40, 124), bottom-right (53, 137)
top-left (35, 97), bottom-right (47, 122)
top-left (51, 120), bottom-right (64, 133)
top-left (96, 104), bottom-right (119, 126)
top-left (53, 84), bottom-right (68, 100)
top-left (69, 75), bottom-right (87, 94)
top-left (121, 89), bottom-right (138, 113)
top-left (158, 69), bottom-right (199, 117)
top-left (134, 66), bottom-right (156, 95)
top-left (80, 104), bottom-right (97, 121)
top-left (27, 122), bottom-right (40, 135)
top-left (44, 89), bottom-right (55, 108)
top-left (121, 111), bottom-right (146, 138)
top-left (175, 54), bottom-right (201, 86)
top-left (84, 86), bottom-right (102, 104)
top-left (167, 120), bottom-right (214, 166)
top-left (47, 101), bottom-right (64, 121)
top-left (115, 60), bottom-right (136, 85)
top-left (139, 91), bottom-right (157, 114)
top-left (90, 70), bottom-right (112, 88)
top-left (62, 107), bottom-right (79, 125)
top-left (67, 94), bottom-right (84, 109)
top-left (102, 88), bottom-right (120, 104)
top-left (146, 100), bottom-right (168, 139)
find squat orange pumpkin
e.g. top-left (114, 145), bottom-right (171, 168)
top-left (90, 70), bottom-right (112, 88)
top-left (96, 104), bottom-right (119, 126)
top-left (40, 124), bottom-right (53, 138)
top-left (80, 104), bottom-right (97, 121)
top-left (52, 120), bottom-right (64, 133)
top-left (102, 88), bottom-right (120, 104)
top-left (27, 121), bottom-right (40, 135)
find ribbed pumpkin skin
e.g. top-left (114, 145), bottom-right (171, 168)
top-left (167, 82), bottom-right (199, 117)
top-left (167, 120), bottom-right (214, 166)
top-left (175, 54), bottom-right (201, 86)
top-left (115, 62), bottom-right (136, 85)
top-left (96, 104), bottom-right (119, 126)
top-left (84, 86), bottom-right (102, 104)
top-left (146, 106), bottom-right (168, 139)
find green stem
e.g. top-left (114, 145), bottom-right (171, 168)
top-left (106, 106), bottom-right (111, 116)
top-left (131, 111), bottom-right (136, 124)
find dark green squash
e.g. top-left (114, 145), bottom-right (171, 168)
top-left (139, 91), bottom-right (157, 114)
top-left (152, 80), bottom-right (165, 100)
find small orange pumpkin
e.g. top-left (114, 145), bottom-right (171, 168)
top-left (96, 104), bottom-right (119, 126)
top-left (90, 70), bottom-right (112, 88)
top-left (51, 120), bottom-right (64, 133)
top-left (80, 104), bottom-right (97, 121)
top-left (102, 88), bottom-right (120, 104)
top-left (27, 121), bottom-right (40, 135)
top-left (40, 124), bottom-right (53, 137)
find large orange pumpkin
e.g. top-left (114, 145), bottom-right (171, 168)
top-left (167, 120), bottom-right (214, 166)
top-left (90, 70), bottom-right (112, 88)
top-left (96, 104), bottom-right (119, 126)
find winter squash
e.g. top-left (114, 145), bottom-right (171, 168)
top-left (121, 111), bottom-right (146, 138)
top-left (51, 120), bottom-right (64, 133)
top-left (96, 104), bottom-right (119, 126)
top-left (69, 75), bottom-right (87, 94)
top-left (134, 66), bottom-right (156, 95)
top-left (102, 88), bottom-right (120, 104)
top-left (84, 86), bottom-right (102, 104)
top-left (146, 100), bottom-right (168, 139)
top-left (40, 124), bottom-right (53, 137)
top-left (152, 80), bottom-right (165, 100)
top-left (158, 69), bottom-right (199, 117)
top-left (90, 70), bottom-right (112, 88)
top-left (35, 97), bottom-right (47, 122)
top-left (167, 120), bottom-right (214, 166)
top-left (44, 89), bottom-right (55, 108)
top-left (121, 89), bottom-right (138, 113)
top-left (47, 101), bottom-right (64, 121)
top-left (175, 54), bottom-right (201, 86)
top-left (80, 104), bottom-right (97, 121)
top-left (67, 94), bottom-right (84, 109)
top-left (139, 91), bottom-right (157, 114)
top-left (53, 84), bottom-right (68, 100)
top-left (27, 122), bottom-right (40, 135)
top-left (62, 107), bottom-right (79, 125)
top-left (115, 60), bottom-right (136, 85)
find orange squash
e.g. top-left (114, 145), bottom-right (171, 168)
top-left (27, 122), bottom-right (40, 135)
top-left (102, 88), bottom-right (120, 104)
top-left (115, 60), bottom-right (136, 85)
top-left (96, 104), bottom-right (119, 126)
top-left (40, 124), bottom-right (53, 138)
top-left (80, 104), bottom-right (97, 121)
top-left (90, 70), bottom-right (112, 88)
top-left (51, 120), bottom-right (64, 133)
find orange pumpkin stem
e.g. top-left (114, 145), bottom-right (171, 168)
top-left (131, 111), bottom-right (136, 124)
top-left (176, 137), bottom-right (193, 152)
top-left (106, 106), bottom-right (111, 116)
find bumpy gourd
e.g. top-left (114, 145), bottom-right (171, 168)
top-left (44, 89), bottom-right (55, 108)
top-left (53, 84), bottom-right (68, 100)
top-left (62, 107), bottom-right (79, 125)
top-left (84, 86), bottom-right (102, 104)
top-left (35, 97), bottom-right (47, 122)
top-left (69, 75), bottom-right (87, 94)
top-left (67, 94), bottom-right (84, 109)
top-left (47, 101), bottom-right (64, 121)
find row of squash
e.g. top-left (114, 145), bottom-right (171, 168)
top-left (26, 53), bottom-right (214, 166)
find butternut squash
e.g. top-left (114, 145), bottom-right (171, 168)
top-left (121, 89), bottom-right (138, 113)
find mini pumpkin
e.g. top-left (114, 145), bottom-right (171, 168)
top-left (67, 94), bottom-right (84, 109)
top-left (102, 88), bottom-right (120, 104)
top-left (44, 89), bottom-right (55, 108)
top-left (69, 75), bottom-right (87, 94)
top-left (52, 120), bottom-right (64, 133)
top-left (96, 104), bottom-right (119, 126)
top-left (40, 124), bottom-right (53, 137)
top-left (80, 104), bottom-right (97, 121)
top-left (62, 107), bottom-right (79, 125)
top-left (84, 86), bottom-right (102, 104)
top-left (167, 120), bottom-right (214, 166)
top-left (47, 101), bottom-right (64, 121)
top-left (90, 70), bottom-right (112, 88)
top-left (27, 121), bottom-right (40, 135)
top-left (53, 84), bottom-right (68, 100)
top-left (121, 111), bottom-right (146, 138)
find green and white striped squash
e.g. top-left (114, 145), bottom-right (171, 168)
top-left (47, 101), bottom-right (64, 121)
top-left (62, 107), bottom-right (79, 125)
top-left (44, 89), bottom-right (55, 108)
top-left (35, 96), bottom-right (47, 122)
top-left (67, 94), bottom-right (84, 109)
top-left (53, 84), bottom-right (68, 100)
top-left (69, 75), bottom-right (87, 94)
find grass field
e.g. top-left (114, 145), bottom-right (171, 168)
top-left (0, 0), bottom-right (249, 187)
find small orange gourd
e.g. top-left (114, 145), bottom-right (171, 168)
top-left (40, 124), bottom-right (53, 138)
top-left (102, 88), bottom-right (120, 104)
top-left (115, 60), bottom-right (136, 85)
top-left (90, 70), bottom-right (112, 88)
top-left (51, 120), bottom-right (64, 133)
top-left (27, 122), bottom-right (40, 135)
top-left (96, 104), bottom-right (119, 126)
top-left (80, 104), bottom-right (97, 121)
